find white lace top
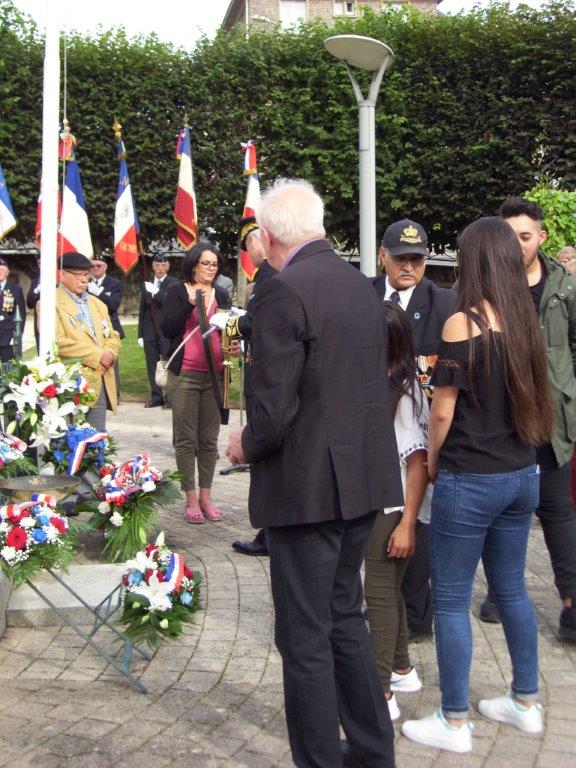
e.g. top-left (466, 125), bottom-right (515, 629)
top-left (384, 384), bottom-right (432, 523)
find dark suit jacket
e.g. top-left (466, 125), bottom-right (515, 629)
top-left (93, 275), bottom-right (125, 338)
top-left (0, 281), bottom-right (26, 347)
top-left (161, 282), bottom-right (231, 374)
top-left (242, 240), bottom-right (403, 529)
top-left (137, 274), bottom-right (179, 342)
top-left (26, 274), bottom-right (40, 339)
top-left (372, 275), bottom-right (457, 355)
top-left (238, 260), bottom-right (277, 398)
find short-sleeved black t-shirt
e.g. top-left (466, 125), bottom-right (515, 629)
top-left (431, 330), bottom-right (535, 474)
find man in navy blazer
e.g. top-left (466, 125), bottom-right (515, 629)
top-left (372, 219), bottom-right (457, 642)
top-left (227, 180), bottom-right (402, 768)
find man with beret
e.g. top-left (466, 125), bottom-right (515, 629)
top-left (210, 215), bottom-right (277, 557)
top-left (138, 252), bottom-right (178, 408)
top-left (0, 257), bottom-right (26, 364)
top-left (373, 219), bottom-right (457, 643)
top-left (55, 251), bottom-right (121, 431)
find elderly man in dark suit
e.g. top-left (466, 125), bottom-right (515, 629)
top-left (227, 179), bottom-right (402, 768)
top-left (373, 219), bottom-right (457, 642)
top-left (137, 252), bottom-right (178, 408)
top-left (0, 257), bottom-right (26, 363)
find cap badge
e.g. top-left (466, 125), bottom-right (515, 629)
top-left (400, 225), bottom-right (422, 244)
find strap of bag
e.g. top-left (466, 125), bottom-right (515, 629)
top-left (164, 288), bottom-right (216, 368)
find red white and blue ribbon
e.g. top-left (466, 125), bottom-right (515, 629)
top-left (68, 430), bottom-right (107, 475)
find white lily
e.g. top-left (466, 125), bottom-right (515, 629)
top-left (124, 550), bottom-right (157, 574)
top-left (40, 399), bottom-right (76, 435)
top-left (130, 573), bottom-right (173, 612)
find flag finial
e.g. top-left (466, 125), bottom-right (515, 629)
top-left (59, 118), bottom-right (76, 162)
top-left (183, 112), bottom-right (189, 128)
top-left (113, 117), bottom-right (122, 139)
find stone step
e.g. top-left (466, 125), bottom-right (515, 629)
top-left (7, 564), bottom-right (126, 627)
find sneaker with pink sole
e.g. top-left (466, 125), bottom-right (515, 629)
top-left (200, 500), bottom-right (223, 522)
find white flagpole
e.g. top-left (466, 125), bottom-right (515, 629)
top-left (39, 1), bottom-right (62, 356)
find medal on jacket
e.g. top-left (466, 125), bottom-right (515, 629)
top-left (2, 289), bottom-right (14, 314)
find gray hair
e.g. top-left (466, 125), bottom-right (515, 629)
top-left (257, 178), bottom-right (326, 247)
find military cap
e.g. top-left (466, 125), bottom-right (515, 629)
top-left (151, 251), bottom-right (169, 263)
top-left (238, 216), bottom-right (259, 251)
top-left (382, 219), bottom-right (429, 258)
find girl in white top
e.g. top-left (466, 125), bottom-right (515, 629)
top-left (364, 301), bottom-right (431, 722)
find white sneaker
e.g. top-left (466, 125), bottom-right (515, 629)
top-left (387, 693), bottom-right (401, 721)
top-left (478, 693), bottom-right (543, 733)
top-left (390, 667), bottom-right (422, 693)
top-left (401, 709), bottom-right (473, 753)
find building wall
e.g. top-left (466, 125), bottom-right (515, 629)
top-left (228, 0), bottom-right (439, 29)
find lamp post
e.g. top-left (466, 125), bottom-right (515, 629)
top-left (324, 35), bottom-right (394, 277)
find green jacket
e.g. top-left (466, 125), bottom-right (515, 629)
top-left (538, 253), bottom-right (576, 465)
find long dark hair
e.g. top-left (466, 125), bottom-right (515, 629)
top-left (383, 301), bottom-right (420, 416)
top-left (181, 241), bottom-right (224, 283)
top-left (456, 216), bottom-right (553, 445)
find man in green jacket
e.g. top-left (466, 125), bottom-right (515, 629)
top-left (480, 197), bottom-right (576, 643)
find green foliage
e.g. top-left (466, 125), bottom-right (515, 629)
top-left (0, 0), bottom-right (575, 254)
top-left (524, 184), bottom-right (576, 256)
top-left (1, 523), bottom-right (78, 588)
top-left (82, 471), bottom-right (181, 562)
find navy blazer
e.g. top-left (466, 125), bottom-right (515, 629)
top-left (242, 240), bottom-right (403, 529)
top-left (372, 275), bottom-right (457, 356)
top-left (0, 281), bottom-right (26, 347)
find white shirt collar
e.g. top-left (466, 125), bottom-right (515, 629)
top-left (384, 276), bottom-right (416, 311)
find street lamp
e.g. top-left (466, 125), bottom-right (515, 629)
top-left (324, 35), bottom-right (394, 276)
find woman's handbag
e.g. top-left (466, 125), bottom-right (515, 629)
top-left (155, 326), bottom-right (199, 388)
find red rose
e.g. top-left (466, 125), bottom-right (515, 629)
top-left (100, 466), bottom-right (113, 477)
top-left (6, 527), bottom-right (28, 550)
top-left (144, 570), bottom-right (154, 584)
top-left (122, 574), bottom-right (130, 586)
top-left (42, 384), bottom-right (58, 398)
top-left (183, 566), bottom-right (193, 579)
top-left (72, 394), bottom-right (80, 405)
top-left (145, 544), bottom-right (155, 555)
top-left (50, 516), bottom-right (67, 535)
top-left (155, 570), bottom-right (165, 582)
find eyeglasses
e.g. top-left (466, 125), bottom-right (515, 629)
top-left (390, 254), bottom-right (426, 267)
top-left (198, 261), bottom-right (218, 270)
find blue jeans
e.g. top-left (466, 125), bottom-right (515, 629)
top-left (430, 465), bottom-right (540, 718)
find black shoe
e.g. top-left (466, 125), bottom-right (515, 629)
top-left (231, 533), bottom-right (268, 557)
top-left (557, 606), bottom-right (576, 643)
top-left (144, 399), bottom-right (164, 408)
top-left (408, 628), bottom-right (434, 644)
top-left (162, 399), bottom-right (171, 410)
top-left (340, 740), bottom-right (366, 768)
top-left (479, 595), bottom-right (501, 624)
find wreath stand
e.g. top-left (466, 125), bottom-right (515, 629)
top-left (1, 475), bottom-right (152, 693)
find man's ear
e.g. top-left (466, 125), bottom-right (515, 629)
top-left (539, 228), bottom-right (547, 247)
top-left (378, 246), bottom-right (387, 271)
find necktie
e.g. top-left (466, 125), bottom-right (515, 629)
top-left (389, 291), bottom-right (401, 305)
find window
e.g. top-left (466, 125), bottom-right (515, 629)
top-left (280, 0), bottom-right (307, 27)
top-left (334, 1), bottom-right (356, 15)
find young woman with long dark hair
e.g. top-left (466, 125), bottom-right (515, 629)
top-left (364, 301), bottom-right (431, 722)
top-left (402, 217), bottom-right (554, 753)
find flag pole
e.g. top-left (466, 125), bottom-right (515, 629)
top-left (39, 3), bottom-right (62, 357)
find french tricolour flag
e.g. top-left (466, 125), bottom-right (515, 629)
top-left (0, 164), bottom-right (17, 241)
top-left (174, 127), bottom-right (198, 250)
top-left (59, 158), bottom-right (93, 258)
top-left (240, 140), bottom-right (260, 281)
top-left (114, 139), bottom-right (140, 273)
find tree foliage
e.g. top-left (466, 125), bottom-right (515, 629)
top-left (0, 0), bottom-right (574, 258)
top-left (525, 184), bottom-right (576, 256)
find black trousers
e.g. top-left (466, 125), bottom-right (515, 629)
top-left (0, 345), bottom-right (13, 364)
top-left (144, 336), bottom-right (168, 402)
top-left (267, 512), bottom-right (395, 768)
top-left (401, 522), bottom-right (433, 634)
top-left (537, 460), bottom-right (576, 602)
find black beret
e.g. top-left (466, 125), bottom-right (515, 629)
top-left (238, 216), bottom-right (259, 251)
top-left (61, 252), bottom-right (92, 270)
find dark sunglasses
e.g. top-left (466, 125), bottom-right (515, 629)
top-left (390, 254), bottom-right (426, 267)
